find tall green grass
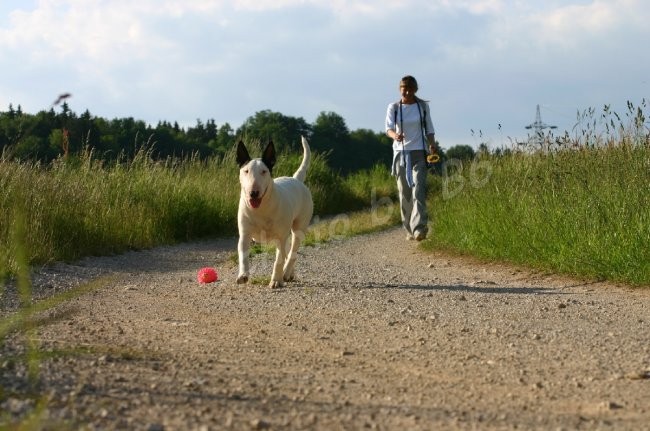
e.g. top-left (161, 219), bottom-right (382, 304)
top-left (2, 111), bottom-right (647, 289)
top-left (0, 149), bottom-right (236, 277)
top-left (0, 145), bottom-right (396, 279)
top-left (425, 142), bottom-right (650, 286)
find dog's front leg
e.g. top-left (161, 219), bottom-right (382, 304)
top-left (237, 233), bottom-right (252, 284)
top-left (269, 239), bottom-right (287, 289)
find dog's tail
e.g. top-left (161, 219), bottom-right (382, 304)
top-left (292, 135), bottom-right (311, 183)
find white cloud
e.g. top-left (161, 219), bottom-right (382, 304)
top-left (2, 1), bottom-right (183, 64)
top-left (440, 0), bottom-right (505, 15)
top-left (0, 0), bottom-right (648, 146)
top-left (435, 0), bottom-right (649, 66)
top-left (524, 0), bottom-right (644, 51)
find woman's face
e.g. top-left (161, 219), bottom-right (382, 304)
top-left (400, 83), bottom-right (416, 102)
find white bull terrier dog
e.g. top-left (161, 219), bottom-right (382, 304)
top-left (236, 136), bottom-right (313, 288)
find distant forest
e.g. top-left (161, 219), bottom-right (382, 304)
top-left (0, 102), bottom-right (396, 173)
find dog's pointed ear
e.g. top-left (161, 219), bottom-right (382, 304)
top-left (236, 141), bottom-right (251, 168)
top-left (262, 140), bottom-right (276, 173)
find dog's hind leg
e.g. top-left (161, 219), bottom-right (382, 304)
top-left (283, 229), bottom-right (305, 282)
top-left (269, 238), bottom-right (287, 289)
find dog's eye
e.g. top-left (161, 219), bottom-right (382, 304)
top-left (243, 169), bottom-right (249, 174)
top-left (261, 170), bottom-right (267, 175)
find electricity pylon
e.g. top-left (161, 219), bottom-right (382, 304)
top-left (525, 104), bottom-right (557, 151)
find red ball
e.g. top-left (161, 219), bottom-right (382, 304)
top-left (197, 267), bottom-right (218, 284)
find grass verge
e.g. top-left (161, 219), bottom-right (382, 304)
top-left (423, 144), bottom-right (650, 287)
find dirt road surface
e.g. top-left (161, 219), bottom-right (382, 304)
top-left (2, 227), bottom-right (649, 430)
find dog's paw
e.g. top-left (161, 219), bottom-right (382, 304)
top-left (283, 273), bottom-right (295, 282)
top-left (236, 275), bottom-right (249, 284)
top-left (269, 280), bottom-right (284, 289)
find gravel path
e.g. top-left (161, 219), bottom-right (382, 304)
top-left (2, 227), bottom-right (649, 430)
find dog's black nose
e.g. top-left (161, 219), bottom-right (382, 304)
top-left (250, 190), bottom-right (259, 199)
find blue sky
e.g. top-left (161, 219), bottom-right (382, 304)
top-left (1, 0), bottom-right (648, 149)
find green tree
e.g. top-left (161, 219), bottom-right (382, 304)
top-left (349, 128), bottom-right (392, 171)
top-left (14, 135), bottom-right (45, 160)
top-left (210, 123), bottom-right (235, 156)
top-left (446, 144), bottom-right (476, 161)
top-left (48, 128), bottom-right (64, 155)
top-left (311, 111), bottom-right (351, 171)
top-left (0, 103), bottom-right (395, 171)
top-left (0, 106), bottom-right (22, 151)
top-left (237, 110), bottom-right (311, 152)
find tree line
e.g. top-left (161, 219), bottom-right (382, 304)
top-left (0, 103), bottom-right (400, 173)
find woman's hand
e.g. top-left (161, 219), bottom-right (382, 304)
top-left (388, 130), bottom-right (404, 142)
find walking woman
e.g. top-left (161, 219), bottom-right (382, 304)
top-left (385, 75), bottom-right (438, 241)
